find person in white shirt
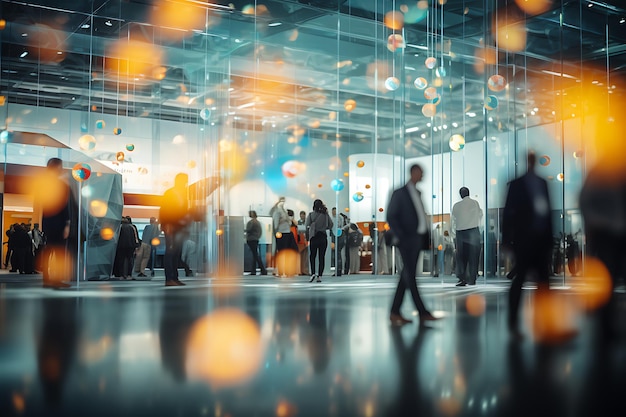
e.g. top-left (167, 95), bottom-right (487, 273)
top-left (451, 187), bottom-right (483, 286)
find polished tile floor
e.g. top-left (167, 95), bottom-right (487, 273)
top-left (0, 271), bottom-right (624, 417)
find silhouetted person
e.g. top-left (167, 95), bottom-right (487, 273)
top-left (4, 224), bottom-right (16, 269)
top-left (579, 136), bottom-right (626, 340)
top-left (37, 158), bottom-right (72, 288)
top-left (271, 196), bottom-right (298, 277)
top-left (451, 186), bottom-right (483, 286)
top-left (135, 217), bottom-right (159, 278)
top-left (305, 199), bottom-right (333, 283)
top-left (30, 223), bottom-right (45, 273)
top-left (160, 173), bottom-right (189, 286)
top-left (331, 207), bottom-right (348, 276)
top-left (10, 223), bottom-right (31, 274)
top-left (112, 216), bottom-right (137, 279)
top-left (297, 210), bottom-right (310, 275)
top-left (246, 211), bottom-right (267, 275)
top-left (502, 152), bottom-right (553, 339)
top-left (386, 164), bottom-right (438, 326)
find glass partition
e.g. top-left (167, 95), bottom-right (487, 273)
top-left (1, 135), bottom-right (122, 281)
top-left (1, 0), bottom-right (625, 279)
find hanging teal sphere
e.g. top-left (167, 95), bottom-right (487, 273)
top-left (200, 108), bottom-right (211, 121)
top-left (95, 119), bottom-right (105, 129)
top-left (485, 95), bottom-right (499, 110)
top-left (0, 130), bottom-right (11, 144)
top-left (330, 179), bottom-right (345, 192)
top-left (384, 77), bottom-right (400, 91)
top-left (113, 127), bottom-right (122, 135)
top-left (125, 144), bottom-right (135, 152)
top-left (352, 192), bottom-right (364, 202)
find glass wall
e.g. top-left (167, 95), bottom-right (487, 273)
top-left (1, 1), bottom-right (625, 278)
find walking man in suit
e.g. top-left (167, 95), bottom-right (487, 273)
top-left (502, 152), bottom-right (553, 338)
top-left (386, 164), bottom-right (439, 326)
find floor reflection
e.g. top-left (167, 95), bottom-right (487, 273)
top-left (0, 277), bottom-right (624, 416)
top-left (37, 298), bottom-right (78, 409)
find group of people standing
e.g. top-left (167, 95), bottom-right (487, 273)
top-left (111, 216), bottom-right (160, 280)
top-left (4, 222), bottom-right (45, 274)
top-left (245, 197), bottom-right (364, 281)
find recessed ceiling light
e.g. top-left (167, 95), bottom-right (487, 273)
top-left (105, 20), bottom-right (113, 27)
top-left (620, 18), bottom-right (625, 24)
top-left (20, 51), bottom-right (28, 58)
top-left (81, 24), bottom-right (90, 29)
top-left (268, 22), bottom-right (282, 27)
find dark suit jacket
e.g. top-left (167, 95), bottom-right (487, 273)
top-left (502, 172), bottom-right (553, 252)
top-left (386, 184), bottom-right (428, 248)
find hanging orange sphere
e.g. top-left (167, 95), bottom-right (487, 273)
top-left (384, 11), bottom-right (404, 30)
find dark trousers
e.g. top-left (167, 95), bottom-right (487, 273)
top-left (5, 246), bottom-right (13, 268)
top-left (113, 247), bottom-right (134, 277)
top-left (333, 236), bottom-right (345, 275)
top-left (309, 234), bottom-right (328, 276)
top-left (11, 247), bottom-right (27, 272)
top-left (164, 229), bottom-right (184, 282)
top-left (508, 245), bottom-right (551, 330)
top-left (247, 240), bottom-right (267, 274)
top-left (391, 234), bottom-right (428, 315)
top-left (456, 228), bottom-right (481, 284)
top-left (41, 242), bottom-right (67, 283)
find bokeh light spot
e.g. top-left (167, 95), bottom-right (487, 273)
top-left (466, 294), bottom-right (486, 316)
top-left (89, 200), bottom-right (108, 217)
top-left (186, 309), bottom-right (264, 387)
top-left (384, 11), bottom-right (404, 30)
top-left (527, 289), bottom-right (578, 344)
top-left (344, 99), bottom-right (357, 112)
top-left (571, 257), bottom-right (612, 311)
top-left (100, 227), bottom-right (115, 240)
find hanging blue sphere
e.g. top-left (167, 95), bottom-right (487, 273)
top-left (330, 179), bottom-right (345, 192)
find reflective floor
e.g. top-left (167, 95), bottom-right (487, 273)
top-left (0, 271), bottom-right (624, 417)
